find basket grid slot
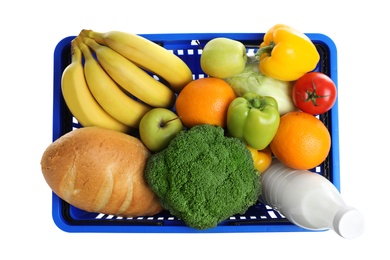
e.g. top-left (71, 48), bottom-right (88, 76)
top-left (85, 201), bottom-right (288, 225)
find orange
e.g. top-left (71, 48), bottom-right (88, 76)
top-left (269, 111), bottom-right (331, 170)
top-left (175, 77), bottom-right (236, 128)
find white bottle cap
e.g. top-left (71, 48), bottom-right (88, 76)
top-left (333, 206), bottom-right (365, 239)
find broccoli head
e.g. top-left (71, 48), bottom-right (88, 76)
top-left (145, 124), bottom-right (261, 230)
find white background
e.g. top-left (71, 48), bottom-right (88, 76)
top-left (1, 0), bottom-right (389, 258)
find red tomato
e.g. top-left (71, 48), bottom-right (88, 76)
top-left (292, 72), bottom-right (337, 115)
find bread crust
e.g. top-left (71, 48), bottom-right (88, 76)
top-left (41, 126), bottom-right (163, 217)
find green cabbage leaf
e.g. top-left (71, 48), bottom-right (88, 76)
top-left (225, 54), bottom-right (297, 115)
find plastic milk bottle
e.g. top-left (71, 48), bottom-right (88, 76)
top-left (259, 160), bottom-right (365, 239)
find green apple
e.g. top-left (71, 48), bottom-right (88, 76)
top-left (139, 108), bottom-right (183, 152)
top-left (200, 37), bottom-right (247, 79)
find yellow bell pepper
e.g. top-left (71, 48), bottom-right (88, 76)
top-left (257, 24), bottom-right (320, 81)
top-left (246, 145), bottom-right (272, 174)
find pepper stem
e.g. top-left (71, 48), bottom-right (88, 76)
top-left (255, 41), bottom-right (275, 60)
top-left (247, 96), bottom-right (267, 110)
top-left (249, 98), bottom-right (261, 108)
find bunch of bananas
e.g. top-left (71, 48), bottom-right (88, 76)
top-left (61, 30), bottom-right (194, 133)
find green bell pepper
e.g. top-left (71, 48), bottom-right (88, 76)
top-left (227, 92), bottom-right (280, 150)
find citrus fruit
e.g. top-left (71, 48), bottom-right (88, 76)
top-left (269, 111), bottom-right (331, 170)
top-left (175, 77), bottom-right (236, 128)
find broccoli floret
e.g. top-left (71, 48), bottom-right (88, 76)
top-left (145, 124), bottom-right (261, 230)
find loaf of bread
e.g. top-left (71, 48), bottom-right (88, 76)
top-left (41, 126), bottom-right (163, 217)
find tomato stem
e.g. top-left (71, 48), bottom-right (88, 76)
top-left (300, 79), bottom-right (330, 106)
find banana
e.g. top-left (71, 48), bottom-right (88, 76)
top-left (78, 41), bottom-right (152, 128)
top-left (82, 36), bottom-right (176, 108)
top-left (81, 29), bottom-right (193, 93)
top-left (61, 38), bottom-right (131, 133)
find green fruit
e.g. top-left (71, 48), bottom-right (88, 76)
top-left (139, 108), bottom-right (183, 152)
top-left (200, 37), bottom-right (247, 79)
